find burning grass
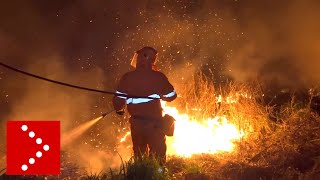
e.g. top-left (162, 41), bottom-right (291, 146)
top-left (162, 73), bottom-right (320, 179)
top-left (101, 73), bottom-right (320, 179)
top-left (2, 73), bottom-right (320, 179)
top-left (164, 73), bottom-right (271, 157)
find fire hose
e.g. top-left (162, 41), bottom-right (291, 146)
top-left (0, 61), bottom-right (159, 100)
top-left (0, 61), bottom-right (158, 119)
top-left (0, 61), bottom-right (177, 175)
top-left (0, 60), bottom-right (176, 132)
top-left (0, 61), bottom-right (137, 175)
top-left (101, 109), bottom-right (115, 118)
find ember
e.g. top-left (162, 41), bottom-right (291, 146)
top-left (120, 132), bottom-right (131, 143)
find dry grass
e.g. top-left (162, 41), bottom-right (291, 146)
top-left (173, 72), bottom-right (272, 146)
top-left (165, 73), bottom-right (320, 179)
top-left (2, 73), bottom-right (320, 179)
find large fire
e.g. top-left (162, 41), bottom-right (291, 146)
top-left (119, 100), bottom-right (244, 157)
top-left (162, 102), bottom-right (243, 157)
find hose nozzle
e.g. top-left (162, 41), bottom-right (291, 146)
top-left (101, 110), bottom-right (115, 118)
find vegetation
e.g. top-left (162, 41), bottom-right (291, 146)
top-left (82, 74), bottom-right (320, 179)
top-left (1, 74), bottom-right (320, 179)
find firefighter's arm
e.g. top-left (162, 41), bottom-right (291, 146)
top-left (112, 75), bottom-right (128, 115)
top-left (160, 73), bottom-right (177, 102)
top-left (112, 96), bottom-right (125, 115)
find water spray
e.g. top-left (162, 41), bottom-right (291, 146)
top-left (61, 110), bottom-right (115, 148)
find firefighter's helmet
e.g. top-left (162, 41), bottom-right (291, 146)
top-left (130, 46), bottom-right (158, 68)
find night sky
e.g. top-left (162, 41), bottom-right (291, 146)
top-left (0, 0), bottom-right (241, 121)
top-left (1, 0), bottom-right (320, 157)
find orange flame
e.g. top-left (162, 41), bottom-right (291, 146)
top-left (119, 97), bottom-right (245, 157)
top-left (162, 102), bottom-right (243, 157)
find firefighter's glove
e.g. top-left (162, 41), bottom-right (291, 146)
top-left (116, 110), bottom-right (125, 116)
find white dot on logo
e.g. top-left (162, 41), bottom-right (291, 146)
top-left (21, 125), bottom-right (28, 131)
top-left (29, 158), bottom-right (35, 164)
top-left (29, 131), bottom-right (35, 138)
top-left (36, 151), bottom-right (42, 158)
top-left (36, 138), bottom-right (42, 144)
top-left (43, 144), bottom-right (50, 151)
top-left (21, 164), bottom-right (28, 171)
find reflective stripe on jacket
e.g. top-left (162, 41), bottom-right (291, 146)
top-left (112, 69), bottom-right (177, 119)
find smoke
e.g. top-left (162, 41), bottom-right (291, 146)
top-left (0, 1), bottom-right (117, 171)
top-left (1, 0), bottom-right (320, 173)
top-left (66, 143), bottom-right (132, 173)
top-left (0, 54), bottom-right (109, 168)
top-left (3, 57), bottom-right (104, 126)
top-left (110, 0), bottom-right (320, 89)
top-left (226, 0), bottom-right (320, 89)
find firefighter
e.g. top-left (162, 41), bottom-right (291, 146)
top-left (112, 46), bottom-right (177, 165)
